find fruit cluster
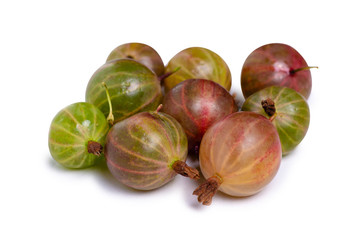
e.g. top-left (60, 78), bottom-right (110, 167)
top-left (48, 42), bottom-right (315, 205)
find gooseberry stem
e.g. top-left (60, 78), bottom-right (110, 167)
top-left (290, 66), bottom-right (318, 74)
top-left (155, 104), bottom-right (163, 113)
top-left (193, 175), bottom-right (222, 205)
top-left (102, 82), bottom-right (114, 125)
top-left (158, 66), bottom-right (181, 82)
top-left (172, 160), bottom-right (200, 180)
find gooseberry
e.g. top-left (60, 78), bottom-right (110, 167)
top-left (164, 47), bottom-right (231, 92)
top-left (242, 86), bottom-right (310, 155)
top-left (106, 42), bottom-right (165, 77)
top-left (48, 102), bottom-right (109, 168)
top-left (241, 43), bottom-right (317, 99)
top-left (85, 59), bottom-right (162, 123)
top-left (105, 105), bottom-right (199, 190)
top-left (193, 112), bottom-right (282, 205)
top-left (162, 79), bottom-right (237, 151)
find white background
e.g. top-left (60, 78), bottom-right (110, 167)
top-left (1, 0), bottom-right (361, 239)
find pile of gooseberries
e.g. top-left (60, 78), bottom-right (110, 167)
top-left (49, 42), bottom-right (316, 206)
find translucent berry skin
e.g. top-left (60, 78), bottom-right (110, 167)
top-left (164, 47), bottom-right (231, 92)
top-left (48, 102), bottom-right (109, 169)
top-left (86, 59), bottom-right (162, 123)
top-left (105, 111), bottom-right (188, 190)
top-left (199, 112), bottom-right (282, 197)
top-left (242, 86), bottom-right (310, 155)
top-left (106, 42), bottom-right (165, 77)
top-left (241, 43), bottom-right (312, 99)
top-left (162, 79), bottom-right (237, 150)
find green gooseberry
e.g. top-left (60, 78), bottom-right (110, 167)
top-left (85, 59), bottom-right (162, 123)
top-left (242, 86), bottom-right (310, 155)
top-left (48, 102), bottom-right (109, 168)
top-left (106, 42), bottom-right (165, 77)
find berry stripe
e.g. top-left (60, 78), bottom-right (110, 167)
top-left (62, 109), bottom-right (88, 138)
top-left (273, 87), bottom-right (287, 103)
top-left (108, 134), bottom-right (167, 166)
top-left (57, 150), bottom-right (84, 164)
top-left (203, 49), bottom-right (223, 84)
top-left (111, 88), bottom-right (160, 120)
top-left (187, 57), bottom-right (209, 79)
top-left (277, 99), bottom-right (305, 109)
top-left (108, 159), bottom-right (168, 175)
top-left (223, 133), bottom-right (277, 176)
top-left (92, 82), bottom-right (156, 109)
top-left (208, 113), bottom-right (234, 171)
top-left (277, 114), bottom-right (304, 129)
top-left (126, 123), bottom-right (168, 158)
top-left (141, 171), bottom-right (174, 189)
top-left (147, 114), bottom-right (176, 156)
top-left (219, 118), bottom-right (263, 172)
top-left (50, 123), bottom-right (84, 141)
top-left (275, 121), bottom-right (297, 144)
top-left (158, 113), bottom-right (181, 154)
top-left (181, 81), bottom-right (201, 129)
top-left (48, 139), bottom-right (84, 148)
top-left (91, 105), bottom-right (97, 137)
top-left (87, 71), bottom-right (152, 96)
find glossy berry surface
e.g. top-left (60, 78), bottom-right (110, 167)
top-left (242, 86), bottom-right (310, 155)
top-left (86, 59), bottom-right (162, 123)
top-left (241, 43), bottom-right (312, 99)
top-left (162, 79), bottom-right (237, 151)
top-left (105, 111), bottom-right (190, 190)
top-left (106, 42), bottom-right (165, 77)
top-left (164, 47), bottom-right (231, 92)
top-left (194, 112), bottom-right (281, 205)
top-left (48, 102), bottom-right (109, 168)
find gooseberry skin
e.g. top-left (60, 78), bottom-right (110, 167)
top-left (199, 112), bottom-right (281, 198)
top-left (242, 86), bottom-right (310, 155)
top-left (241, 43), bottom-right (312, 99)
top-left (48, 102), bottom-right (109, 169)
top-left (164, 47), bottom-right (232, 92)
top-left (86, 59), bottom-right (162, 123)
top-left (162, 79), bottom-right (238, 150)
top-left (105, 111), bottom-right (188, 190)
top-left (106, 43), bottom-right (165, 77)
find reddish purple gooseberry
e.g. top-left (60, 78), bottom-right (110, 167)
top-left (162, 79), bottom-right (238, 151)
top-left (105, 106), bottom-right (199, 191)
top-left (241, 43), bottom-right (317, 99)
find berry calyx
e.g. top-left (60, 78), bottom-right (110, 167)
top-left (193, 175), bottom-right (223, 205)
top-left (87, 140), bottom-right (103, 156)
top-left (172, 160), bottom-right (200, 180)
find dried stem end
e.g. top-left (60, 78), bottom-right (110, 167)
top-left (87, 140), bottom-right (103, 156)
top-left (193, 176), bottom-right (222, 206)
top-left (172, 160), bottom-right (200, 180)
top-left (261, 98), bottom-right (276, 117)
